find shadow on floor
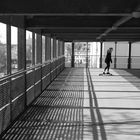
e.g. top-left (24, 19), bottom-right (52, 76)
top-left (2, 68), bottom-right (140, 140)
top-left (1, 68), bottom-right (86, 140)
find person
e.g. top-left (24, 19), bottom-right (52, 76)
top-left (103, 47), bottom-right (113, 74)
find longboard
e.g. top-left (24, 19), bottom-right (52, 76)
top-left (99, 73), bottom-right (113, 76)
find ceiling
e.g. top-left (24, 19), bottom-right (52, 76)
top-left (1, 0), bottom-right (140, 42)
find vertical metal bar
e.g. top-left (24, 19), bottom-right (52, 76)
top-left (86, 42), bottom-right (88, 68)
top-left (71, 42), bottom-right (75, 67)
top-left (7, 25), bottom-right (11, 75)
top-left (56, 40), bottom-right (58, 58)
top-left (32, 32), bottom-right (35, 100)
top-left (100, 42), bottom-right (103, 68)
top-left (18, 28), bottom-right (27, 107)
top-left (7, 24), bottom-right (12, 123)
top-left (128, 42), bottom-right (132, 69)
top-left (58, 40), bottom-right (60, 57)
top-left (45, 36), bottom-right (47, 61)
top-left (32, 33), bottom-right (35, 65)
top-left (49, 37), bottom-right (51, 60)
top-left (114, 42), bottom-right (117, 68)
top-left (62, 41), bottom-right (65, 56)
top-left (50, 37), bottom-right (52, 82)
top-left (18, 28), bottom-right (26, 70)
top-left (36, 34), bottom-right (42, 95)
top-left (40, 35), bottom-right (43, 93)
top-left (62, 41), bottom-right (65, 69)
top-left (53, 37), bottom-right (56, 58)
top-left (36, 34), bottom-right (42, 64)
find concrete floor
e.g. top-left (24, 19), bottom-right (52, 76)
top-left (1, 68), bottom-right (140, 140)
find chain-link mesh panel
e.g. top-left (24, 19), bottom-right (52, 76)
top-left (35, 82), bottom-right (41, 97)
top-left (2, 105), bottom-right (10, 131)
top-left (26, 87), bottom-right (34, 105)
top-left (0, 105), bottom-right (11, 134)
top-left (26, 71), bottom-right (35, 89)
top-left (35, 67), bottom-right (41, 83)
top-left (11, 75), bottom-right (25, 100)
top-left (12, 94), bottom-right (25, 121)
top-left (0, 81), bottom-right (10, 108)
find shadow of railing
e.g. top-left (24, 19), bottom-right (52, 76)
top-left (86, 68), bottom-right (107, 140)
top-left (88, 68), bottom-right (140, 139)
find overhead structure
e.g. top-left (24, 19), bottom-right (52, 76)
top-left (0, 0), bottom-right (140, 41)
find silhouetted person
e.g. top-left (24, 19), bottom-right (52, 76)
top-left (103, 48), bottom-right (113, 74)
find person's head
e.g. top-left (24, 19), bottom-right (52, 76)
top-left (109, 47), bottom-right (113, 53)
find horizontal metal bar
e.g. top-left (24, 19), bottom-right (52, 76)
top-left (0, 103), bottom-right (10, 111)
top-left (0, 13), bottom-right (131, 16)
top-left (28, 27), bottom-right (109, 30)
top-left (11, 93), bottom-right (24, 102)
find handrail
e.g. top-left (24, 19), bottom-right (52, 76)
top-left (0, 57), bottom-right (65, 82)
top-left (0, 63), bottom-right (42, 82)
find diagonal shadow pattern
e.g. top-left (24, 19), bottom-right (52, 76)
top-left (86, 68), bottom-right (107, 140)
top-left (1, 68), bottom-right (85, 140)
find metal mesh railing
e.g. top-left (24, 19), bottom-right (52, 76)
top-left (0, 56), bottom-right (65, 135)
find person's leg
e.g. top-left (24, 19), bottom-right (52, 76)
top-left (103, 62), bottom-right (108, 74)
top-left (107, 63), bottom-right (110, 74)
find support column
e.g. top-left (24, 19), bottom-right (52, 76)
top-left (18, 28), bottom-right (27, 108)
top-left (7, 24), bottom-right (12, 123)
top-left (51, 38), bottom-right (53, 60)
top-left (100, 42), bottom-right (103, 68)
top-left (58, 40), bottom-right (60, 57)
top-left (71, 42), bottom-right (75, 67)
top-left (46, 35), bottom-right (51, 61)
top-left (18, 28), bottom-right (26, 70)
top-left (62, 41), bottom-right (65, 56)
top-left (56, 40), bottom-right (58, 58)
top-left (7, 25), bottom-right (11, 75)
top-left (36, 34), bottom-right (42, 64)
top-left (128, 42), bottom-right (132, 69)
top-left (53, 37), bottom-right (56, 58)
top-left (32, 33), bottom-right (35, 65)
top-left (114, 42), bottom-right (117, 68)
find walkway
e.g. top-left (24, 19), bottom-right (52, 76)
top-left (1, 68), bottom-right (140, 140)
